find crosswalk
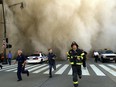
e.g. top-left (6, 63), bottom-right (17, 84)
top-left (0, 63), bottom-right (116, 77)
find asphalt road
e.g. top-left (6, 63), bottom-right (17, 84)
top-left (0, 58), bottom-right (116, 87)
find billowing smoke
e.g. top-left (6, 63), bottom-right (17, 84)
top-left (0, 0), bottom-right (116, 58)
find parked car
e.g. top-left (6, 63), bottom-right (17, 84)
top-left (98, 49), bottom-right (116, 63)
top-left (26, 53), bottom-right (48, 64)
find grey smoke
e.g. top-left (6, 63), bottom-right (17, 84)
top-left (0, 0), bottom-right (116, 58)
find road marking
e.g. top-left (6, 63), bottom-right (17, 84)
top-left (29, 64), bottom-right (47, 72)
top-left (55, 64), bottom-right (69, 74)
top-left (13, 64), bottom-right (40, 72)
top-left (90, 64), bottom-right (106, 76)
top-left (44, 64), bottom-right (62, 74)
top-left (25, 65), bottom-right (41, 69)
top-left (6, 68), bottom-right (17, 72)
top-left (68, 68), bottom-right (72, 75)
top-left (99, 64), bottom-right (116, 76)
top-left (107, 64), bottom-right (116, 69)
top-left (5, 65), bottom-right (31, 72)
top-left (81, 66), bottom-right (90, 76)
top-left (0, 65), bottom-right (16, 71)
top-left (1, 64), bottom-right (116, 77)
top-left (68, 66), bottom-right (90, 76)
top-left (2, 64), bottom-right (16, 68)
top-left (32, 66), bottom-right (49, 73)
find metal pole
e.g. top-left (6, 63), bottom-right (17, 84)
top-left (2, 0), bottom-right (7, 64)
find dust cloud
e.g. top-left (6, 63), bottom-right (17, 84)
top-left (0, 0), bottom-right (116, 58)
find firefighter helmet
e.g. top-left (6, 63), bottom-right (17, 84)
top-left (71, 41), bottom-right (79, 48)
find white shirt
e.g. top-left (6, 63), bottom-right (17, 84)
top-left (94, 52), bottom-right (99, 56)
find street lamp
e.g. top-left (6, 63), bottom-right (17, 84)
top-left (0, 0), bottom-right (7, 64)
top-left (0, 0), bottom-right (24, 64)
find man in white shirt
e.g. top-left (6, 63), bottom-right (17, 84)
top-left (94, 51), bottom-right (99, 63)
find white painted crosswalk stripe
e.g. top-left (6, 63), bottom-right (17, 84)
top-left (90, 64), bottom-right (105, 76)
top-left (99, 64), bottom-right (116, 76)
top-left (107, 64), bottom-right (116, 69)
top-left (32, 66), bottom-right (49, 73)
top-left (0, 64), bottom-right (116, 77)
top-left (26, 65), bottom-right (41, 70)
top-left (2, 65), bottom-right (16, 68)
top-left (0, 65), bottom-right (16, 71)
top-left (81, 66), bottom-right (90, 76)
top-left (13, 64), bottom-right (40, 72)
top-left (6, 68), bottom-right (17, 72)
top-left (68, 66), bottom-right (90, 76)
top-left (44, 64), bottom-right (62, 74)
top-left (29, 64), bottom-right (47, 72)
top-left (55, 64), bottom-right (69, 74)
top-left (68, 68), bottom-right (72, 75)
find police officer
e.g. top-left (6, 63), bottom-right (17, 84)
top-left (47, 48), bottom-right (56, 78)
top-left (14, 49), bottom-right (29, 81)
top-left (67, 42), bottom-right (84, 87)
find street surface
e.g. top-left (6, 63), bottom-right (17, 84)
top-left (0, 58), bottom-right (116, 87)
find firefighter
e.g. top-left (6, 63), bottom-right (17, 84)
top-left (67, 42), bottom-right (84, 87)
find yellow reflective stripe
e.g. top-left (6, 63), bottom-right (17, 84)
top-left (70, 62), bottom-right (74, 65)
top-left (67, 52), bottom-right (70, 55)
top-left (81, 53), bottom-right (85, 56)
top-left (76, 63), bottom-right (82, 65)
top-left (81, 53), bottom-right (85, 59)
top-left (81, 57), bottom-right (83, 59)
top-left (77, 56), bottom-right (81, 58)
top-left (71, 56), bottom-right (73, 58)
top-left (77, 56), bottom-right (83, 60)
top-left (73, 81), bottom-right (78, 84)
top-left (67, 57), bottom-right (70, 59)
top-left (66, 52), bottom-right (68, 55)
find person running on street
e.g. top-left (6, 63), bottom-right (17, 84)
top-left (14, 49), bottom-right (29, 81)
top-left (47, 48), bottom-right (56, 78)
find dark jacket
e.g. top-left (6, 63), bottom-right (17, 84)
top-left (48, 53), bottom-right (56, 65)
top-left (16, 54), bottom-right (26, 67)
top-left (67, 49), bottom-right (84, 66)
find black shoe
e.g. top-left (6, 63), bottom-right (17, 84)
top-left (27, 71), bottom-right (29, 77)
top-left (83, 67), bottom-right (86, 69)
top-left (17, 79), bottom-right (22, 81)
top-left (49, 76), bottom-right (52, 78)
top-left (74, 84), bottom-right (78, 87)
top-left (0, 66), bottom-right (3, 69)
top-left (79, 75), bottom-right (82, 79)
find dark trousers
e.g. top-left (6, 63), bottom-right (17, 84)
top-left (17, 66), bottom-right (22, 80)
top-left (8, 58), bottom-right (11, 65)
top-left (17, 65), bottom-right (29, 80)
top-left (83, 59), bottom-right (86, 67)
top-left (94, 56), bottom-right (98, 63)
top-left (49, 63), bottom-right (56, 76)
top-left (72, 65), bottom-right (82, 87)
top-left (0, 65), bottom-right (2, 69)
